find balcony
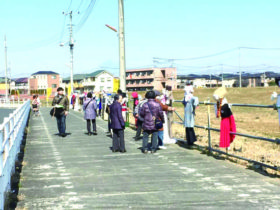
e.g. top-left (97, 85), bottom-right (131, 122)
top-left (126, 83), bottom-right (154, 88)
top-left (83, 81), bottom-right (96, 87)
top-left (126, 73), bottom-right (154, 80)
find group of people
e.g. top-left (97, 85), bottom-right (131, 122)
top-left (50, 85), bottom-right (200, 153)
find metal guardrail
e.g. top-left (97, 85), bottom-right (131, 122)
top-left (100, 96), bottom-right (279, 171)
top-left (172, 99), bottom-right (280, 171)
top-left (0, 100), bottom-right (30, 210)
top-left (0, 98), bottom-right (27, 108)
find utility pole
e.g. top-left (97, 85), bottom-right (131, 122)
top-left (69, 11), bottom-right (74, 94)
top-left (221, 64), bottom-right (224, 87)
top-left (239, 47), bottom-right (241, 88)
top-left (63, 11), bottom-right (74, 94)
top-left (4, 35), bottom-right (8, 102)
top-left (119, 0), bottom-right (126, 91)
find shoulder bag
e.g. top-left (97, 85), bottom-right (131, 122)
top-left (147, 102), bottom-right (163, 130)
top-left (50, 97), bottom-right (64, 117)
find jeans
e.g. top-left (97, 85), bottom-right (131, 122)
top-left (142, 130), bottom-right (158, 151)
top-left (56, 115), bottom-right (66, 134)
top-left (87, 119), bottom-right (96, 133)
top-left (158, 130), bottom-right (164, 147)
top-left (112, 129), bottom-right (125, 151)
top-left (135, 120), bottom-right (143, 138)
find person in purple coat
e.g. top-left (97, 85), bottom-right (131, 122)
top-left (110, 94), bottom-right (126, 153)
top-left (83, 92), bottom-right (98, 136)
top-left (140, 91), bottom-right (165, 153)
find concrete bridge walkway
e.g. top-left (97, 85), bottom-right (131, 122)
top-left (16, 108), bottom-right (280, 209)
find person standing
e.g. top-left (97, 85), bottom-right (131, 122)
top-left (83, 92), bottom-right (98, 136)
top-left (140, 91), bottom-right (164, 154)
top-left (110, 94), bottom-right (126, 153)
top-left (133, 96), bottom-right (147, 140)
top-left (154, 90), bottom-right (175, 149)
top-left (121, 92), bottom-right (128, 122)
top-left (183, 92), bottom-right (199, 145)
top-left (32, 95), bottom-right (40, 116)
top-left (52, 87), bottom-right (69, 137)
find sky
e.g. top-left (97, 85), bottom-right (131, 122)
top-left (1, 0), bottom-right (280, 78)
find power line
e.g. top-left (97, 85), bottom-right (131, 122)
top-left (75, 0), bottom-right (97, 32)
top-left (76, 0), bottom-right (85, 12)
top-left (154, 46), bottom-right (280, 62)
top-left (153, 48), bottom-right (237, 61)
top-left (67, 0), bottom-right (73, 11)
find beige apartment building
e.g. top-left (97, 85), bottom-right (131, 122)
top-left (126, 67), bottom-right (177, 91)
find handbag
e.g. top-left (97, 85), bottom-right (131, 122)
top-left (50, 97), bottom-right (64, 117)
top-left (147, 102), bottom-right (163, 130)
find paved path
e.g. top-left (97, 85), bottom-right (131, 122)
top-left (17, 108), bottom-right (280, 209)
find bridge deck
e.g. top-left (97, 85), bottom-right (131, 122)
top-left (17, 108), bottom-right (280, 209)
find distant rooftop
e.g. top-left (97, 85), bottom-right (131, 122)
top-left (63, 70), bottom-right (112, 81)
top-left (178, 72), bottom-right (280, 80)
top-left (13, 78), bottom-right (28, 83)
top-left (0, 77), bottom-right (11, 83)
top-left (32, 71), bottom-right (59, 75)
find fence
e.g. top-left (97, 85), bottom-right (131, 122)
top-left (0, 100), bottom-right (30, 210)
top-left (0, 98), bottom-right (28, 108)
top-left (101, 96), bottom-right (279, 172)
top-left (172, 99), bottom-right (280, 171)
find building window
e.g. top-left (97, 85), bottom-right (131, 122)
top-left (52, 84), bottom-right (57, 88)
top-left (107, 78), bottom-right (111, 82)
top-left (101, 78), bottom-right (105, 82)
top-left (52, 75), bottom-right (57, 79)
top-left (100, 86), bottom-right (104, 91)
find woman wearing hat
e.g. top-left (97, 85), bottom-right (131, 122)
top-left (213, 87), bottom-right (236, 149)
top-left (83, 92), bottom-right (98, 136)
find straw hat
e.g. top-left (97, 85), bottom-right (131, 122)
top-left (213, 87), bottom-right (227, 101)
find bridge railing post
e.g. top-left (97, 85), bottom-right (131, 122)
top-left (207, 98), bottom-right (212, 153)
top-left (168, 102), bottom-right (174, 139)
top-left (0, 129), bottom-right (3, 175)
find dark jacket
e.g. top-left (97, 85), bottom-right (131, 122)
top-left (110, 101), bottom-right (125, 130)
top-left (52, 95), bottom-right (69, 111)
top-left (140, 99), bottom-right (164, 131)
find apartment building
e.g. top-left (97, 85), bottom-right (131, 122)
top-left (10, 78), bottom-right (29, 95)
top-left (62, 70), bottom-right (114, 93)
top-left (126, 67), bottom-right (177, 91)
top-left (29, 71), bottom-right (60, 95)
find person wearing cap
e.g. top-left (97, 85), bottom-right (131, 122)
top-left (83, 92), bottom-right (98, 136)
top-left (52, 87), bottom-right (69, 137)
